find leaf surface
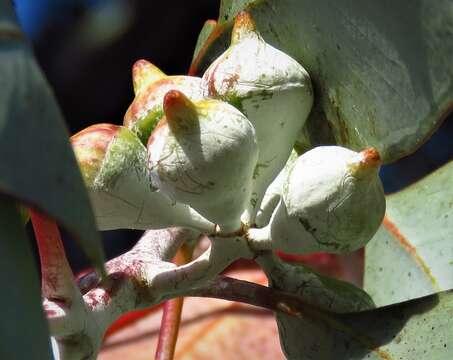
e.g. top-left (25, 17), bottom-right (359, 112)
top-left (0, 3), bottom-right (105, 270)
top-left (0, 198), bottom-right (53, 360)
top-left (260, 253), bottom-right (453, 360)
top-left (365, 160), bottom-right (453, 306)
top-left (193, 0), bottom-right (453, 163)
top-left (276, 289), bottom-right (453, 360)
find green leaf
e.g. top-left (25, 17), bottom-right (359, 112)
top-left (276, 288), bottom-right (453, 360)
top-left (194, 0), bottom-right (453, 163)
top-left (365, 160), bottom-right (453, 307)
top-left (0, 197), bottom-right (53, 360)
top-left (0, 4), bottom-right (105, 271)
top-left (192, 19), bottom-right (217, 63)
top-left (259, 251), bottom-right (453, 359)
top-left (258, 253), bottom-right (375, 313)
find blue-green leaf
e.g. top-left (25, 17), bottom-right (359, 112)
top-left (194, 0), bottom-right (453, 163)
top-left (365, 160), bottom-right (453, 307)
top-left (0, 197), bottom-right (52, 360)
top-left (276, 289), bottom-right (453, 360)
top-left (0, 2), bottom-right (105, 271)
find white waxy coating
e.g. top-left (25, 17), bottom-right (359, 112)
top-left (269, 146), bottom-right (386, 254)
top-left (255, 149), bottom-right (298, 228)
top-left (201, 13), bottom-right (313, 224)
top-left (90, 170), bottom-right (215, 233)
top-left (73, 125), bottom-right (215, 232)
top-left (148, 95), bottom-right (259, 232)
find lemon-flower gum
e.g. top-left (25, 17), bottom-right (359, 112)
top-left (124, 60), bottom-right (204, 144)
top-left (249, 146), bottom-right (385, 254)
top-left (71, 124), bottom-right (214, 232)
top-left (201, 11), bottom-right (313, 225)
top-left (147, 90), bottom-right (258, 233)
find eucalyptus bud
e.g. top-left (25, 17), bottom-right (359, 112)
top-left (124, 60), bottom-right (204, 144)
top-left (71, 124), bottom-right (214, 232)
top-left (201, 11), bottom-right (313, 225)
top-left (269, 146), bottom-right (385, 254)
top-left (147, 90), bottom-right (258, 233)
top-left (255, 149), bottom-right (298, 228)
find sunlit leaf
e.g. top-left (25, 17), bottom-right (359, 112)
top-left (365, 160), bottom-right (453, 306)
top-left (192, 19), bottom-right (217, 63)
top-left (193, 0), bottom-right (453, 163)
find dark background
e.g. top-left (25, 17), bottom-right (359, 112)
top-left (13, 0), bottom-right (452, 271)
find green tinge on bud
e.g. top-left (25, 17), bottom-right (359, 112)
top-left (124, 60), bottom-right (204, 144)
top-left (201, 11), bottom-right (314, 225)
top-left (148, 90), bottom-right (259, 233)
top-left (71, 124), bottom-right (215, 232)
top-left (269, 146), bottom-right (385, 254)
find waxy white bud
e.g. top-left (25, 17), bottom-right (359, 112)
top-left (124, 60), bottom-right (204, 144)
top-left (201, 11), bottom-right (313, 225)
top-left (255, 150), bottom-right (298, 228)
top-left (71, 124), bottom-right (214, 232)
top-left (147, 90), bottom-right (259, 233)
top-left (269, 146), bottom-right (385, 254)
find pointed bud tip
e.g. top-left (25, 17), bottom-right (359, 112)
top-left (232, 11), bottom-right (258, 44)
top-left (360, 147), bottom-right (381, 168)
top-left (163, 90), bottom-right (197, 128)
top-left (349, 147), bottom-right (381, 177)
top-left (132, 59), bottom-right (166, 94)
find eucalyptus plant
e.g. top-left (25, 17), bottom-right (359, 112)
top-left (1, 1), bottom-right (453, 360)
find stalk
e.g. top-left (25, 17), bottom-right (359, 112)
top-left (155, 244), bottom-right (193, 360)
top-left (29, 209), bottom-right (77, 302)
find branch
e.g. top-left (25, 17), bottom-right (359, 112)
top-left (46, 228), bottom-right (253, 360)
top-left (185, 275), bottom-right (312, 318)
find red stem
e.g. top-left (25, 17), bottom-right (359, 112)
top-left (155, 245), bottom-right (192, 360)
top-left (29, 209), bottom-right (75, 301)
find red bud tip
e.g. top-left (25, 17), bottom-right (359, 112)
top-left (163, 90), bottom-right (197, 130)
top-left (232, 11), bottom-right (258, 44)
top-left (360, 147), bottom-right (381, 168)
top-left (349, 147), bottom-right (381, 177)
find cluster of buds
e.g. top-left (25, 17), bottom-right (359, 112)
top-left (53, 11), bottom-right (388, 358)
top-left (71, 11), bottom-right (385, 254)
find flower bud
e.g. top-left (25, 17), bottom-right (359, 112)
top-left (148, 90), bottom-right (259, 233)
top-left (269, 146), bottom-right (385, 254)
top-left (255, 149), bottom-right (298, 228)
top-left (201, 11), bottom-right (313, 225)
top-left (124, 60), bottom-right (204, 144)
top-left (131, 59), bottom-right (166, 95)
top-left (71, 124), bottom-right (214, 232)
